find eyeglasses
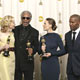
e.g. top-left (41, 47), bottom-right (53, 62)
top-left (22, 17), bottom-right (31, 20)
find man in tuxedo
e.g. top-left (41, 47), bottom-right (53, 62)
top-left (14, 11), bottom-right (39, 80)
top-left (65, 14), bottom-right (80, 80)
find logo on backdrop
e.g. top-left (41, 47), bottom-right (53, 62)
top-left (39, 16), bottom-right (43, 22)
top-left (19, 0), bottom-right (24, 3)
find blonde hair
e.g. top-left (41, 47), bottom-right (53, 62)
top-left (0, 15), bottom-right (14, 32)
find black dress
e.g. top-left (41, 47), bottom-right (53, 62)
top-left (39, 33), bottom-right (65, 80)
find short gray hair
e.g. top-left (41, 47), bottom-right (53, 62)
top-left (21, 11), bottom-right (32, 18)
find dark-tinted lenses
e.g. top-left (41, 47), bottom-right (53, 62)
top-left (22, 17), bottom-right (31, 20)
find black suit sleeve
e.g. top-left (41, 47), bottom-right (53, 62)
top-left (65, 34), bottom-right (68, 53)
top-left (32, 30), bottom-right (39, 55)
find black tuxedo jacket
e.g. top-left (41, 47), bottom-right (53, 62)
top-left (14, 24), bottom-right (39, 71)
top-left (65, 31), bottom-right (80, 76)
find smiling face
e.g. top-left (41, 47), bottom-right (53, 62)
top-left (21, 12), bottom-right (31, 27)
top-left (9, 21), bottom-right (15, 30)
top-left (1, 16), bottom-right (15, 32)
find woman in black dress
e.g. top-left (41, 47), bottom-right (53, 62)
top-left (38, 18), bottom-right (65, 80)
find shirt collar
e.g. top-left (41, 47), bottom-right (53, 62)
top-left (72, 27), bottom-right (80, 33)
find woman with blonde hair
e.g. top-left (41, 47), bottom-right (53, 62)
top-left (0, 15), bottom-right (15, 80)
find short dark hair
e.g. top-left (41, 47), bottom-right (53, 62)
top-left (70, 14), bottom-right (80, 21)
top-left (21, 11), bottom-right (32, 19)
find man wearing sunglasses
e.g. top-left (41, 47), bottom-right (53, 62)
top-left (14, 11), bottom-right (39, 80)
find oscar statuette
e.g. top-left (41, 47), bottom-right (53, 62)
top-left (40, 36), bottom-right (46, 62)
top-left (41, 36), bottom-right (46, 55)
top-left (3, 36), bottom-right (10, 57)
top-left (26, 40), bottom-right (33, 61)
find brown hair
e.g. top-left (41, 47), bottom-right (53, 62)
top-left (46, 18), bottom-right (57, 30)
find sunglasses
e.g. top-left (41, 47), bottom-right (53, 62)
top-left (22, 17), bottom-right (31, 20)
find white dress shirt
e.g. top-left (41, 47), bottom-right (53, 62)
top-left (72, 27), bottom-right (80, 40)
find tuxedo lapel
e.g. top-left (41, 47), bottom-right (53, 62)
top-left (75, 31), bottom-right (80, 42)
top-left (68, 31), bottom-right (72, 44)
